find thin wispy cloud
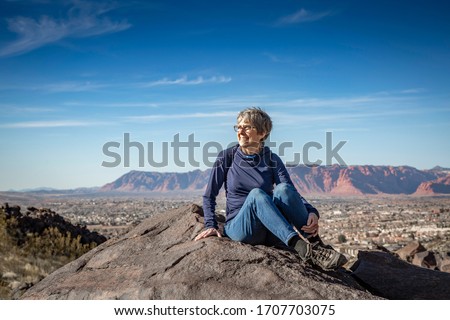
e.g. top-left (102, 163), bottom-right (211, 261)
top-left (276, 8), bottom-right (333, 26)
top-left (0, 76), bottom-right (231, 92)
top-left (0, 104), bottom-right (57, 114)
top-left (141, 75), bottom-right (232, 87)
top-left (124, 111), bottom-right (236, 122)
top-left (264, 94), bottom-right (419, 109)
top-left (64, 101), bottom-right (158, 108)
top-left (41, 81), bottom-right (111, 93)
top-left (0, 81), bottom-right (111, 92)
top-left (0, 1), bottom-right (131, 57)
top-left (0, 81), bottom-right (113, 92)
top-left (0, 120), bottom-right (111, 129)
top-left (262, 52), bottom-right (322, 68)
top-left (400, 88), bottom-right (426, 94)
top-left (372, 88), bottom-right (428, 96)
top-left (262, 52), bottom-right (293, 63)
top-left (271, 108), bottom-right (427, 127)
top-left (131, 95), bottom-right (268, 109)
top-left (119, 91), bottom-right (424, 111)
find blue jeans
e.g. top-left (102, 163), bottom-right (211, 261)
top-left (224, 183), bottom-right (310, 246)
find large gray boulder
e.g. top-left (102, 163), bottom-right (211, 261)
top-left (20, 204), bottom-right (376, 300)
top-left (351, 250), bottom-right (450, 299)
top-left (22, 203), bottom-right (449, 300)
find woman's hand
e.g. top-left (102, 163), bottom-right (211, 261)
top-left (194, 228), bottom-right (223, 241)
top-left (301, 213), bottom-right (319, 237)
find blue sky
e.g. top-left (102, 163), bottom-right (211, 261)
top-left (0, 0), bottom-right (449, 190)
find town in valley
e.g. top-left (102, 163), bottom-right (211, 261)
top-left (2, 191), bottom-right (449, 259)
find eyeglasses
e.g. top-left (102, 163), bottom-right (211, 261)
top-left (233, 125), bottom-right (256, 132)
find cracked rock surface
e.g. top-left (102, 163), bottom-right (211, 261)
top-left (21, 204), bottom-right (379, 299)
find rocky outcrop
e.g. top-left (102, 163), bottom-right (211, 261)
top-left (100, 170), bottom-right (209, 192)
top-left (20, 204), bottom-right (376, 300)
top-left (395, 240), bottom-right (450, 272)
top-left (283, 165), bottom-right (447, 195)
top-left (2, 203), bottom-right (106, 245)
top-left (20, 204), bottom-right (450, 300)
top-left (414, 175), bottom-right (450, 195)
top-left (351, 251), bottom-right (450, 299)
top-left (395, 241), bottom-right (427, 261)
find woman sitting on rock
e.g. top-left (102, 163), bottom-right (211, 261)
top-left (195, 107), bottom-right (347, 271)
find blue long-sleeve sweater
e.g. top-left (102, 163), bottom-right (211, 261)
top-left (202, 145), bottom-right (319, 229)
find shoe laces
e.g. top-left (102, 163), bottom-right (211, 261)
top-left (313, 245), bottom-right (334, 261)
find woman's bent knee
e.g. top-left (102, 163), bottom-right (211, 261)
top-left (248, 188), bottom-right (269, 198)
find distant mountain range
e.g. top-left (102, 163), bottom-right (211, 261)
top-left (100, 165), bottom-right (450, 195)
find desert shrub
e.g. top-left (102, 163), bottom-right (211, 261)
top-left (21, 227), bottom-right (94, 259)
top-left (338, 234), bottom-right (347, 243)
top-left (0, 206), bottom-right (104, 299)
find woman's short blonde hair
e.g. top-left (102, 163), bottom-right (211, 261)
top-left (237, 107), bottom-right (272, 141)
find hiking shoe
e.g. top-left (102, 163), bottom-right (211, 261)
top-left (307, 242), bottom-right (348, 271)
